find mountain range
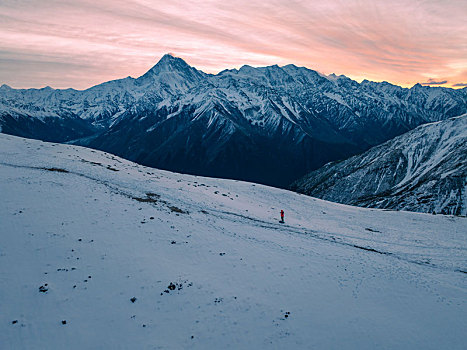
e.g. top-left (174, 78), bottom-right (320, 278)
top-left (1, 54), bottom-right (466, 187)
top-left (291, 115), bottom-right (467, 215)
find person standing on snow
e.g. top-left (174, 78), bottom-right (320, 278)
top-left (280, 210), bottom-right (285, 223)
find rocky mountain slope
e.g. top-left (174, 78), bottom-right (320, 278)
top-left (1, 133), bottom-right (466, 349)
top-left (1, 54), bottom-right (466, 186)
top-left (291, 115), bottom-right (467, 215)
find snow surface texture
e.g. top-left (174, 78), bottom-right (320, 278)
top-left (1, 134), bottom-right (466, 349)
top-left (292, 115), bottom-right (467, 215)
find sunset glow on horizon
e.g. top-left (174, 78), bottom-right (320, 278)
top-left (1, 0), bottom-right (466, 89)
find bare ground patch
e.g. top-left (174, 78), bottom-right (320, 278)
top-left (42, 167), bottom-right (69, 173)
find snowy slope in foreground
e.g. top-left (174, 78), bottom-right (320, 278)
top-left (0, 134), bottom-right (466, 349)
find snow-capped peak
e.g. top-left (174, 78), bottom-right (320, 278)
top-left (0, 84), bottom-right (13, 91)
top-left (135, 54), bottom-right (205, 90)
top-left (149, 53), bottom-right (191, 73)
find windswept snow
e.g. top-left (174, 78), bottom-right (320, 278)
top-left (0, 134), bottom-right (466, 349)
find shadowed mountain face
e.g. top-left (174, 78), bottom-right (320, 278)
top-left (291, 115), bottom-right (467, 215)
top-left (88, 102), bottom-right (356, 187)
top-left (1, 54), bottom-right (466, 187)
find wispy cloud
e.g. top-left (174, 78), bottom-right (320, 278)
top-left (421, 79), bottom-right (448, 85)
top-left (0, 0), bottom-right (466, 89)
top-left (453, 83), bottom-right (467, 87)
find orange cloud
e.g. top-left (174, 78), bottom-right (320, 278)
top-left (0, 0), bottom-right (466, 89)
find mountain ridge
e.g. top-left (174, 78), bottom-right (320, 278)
top-left (1, 54), bottom-right (466, 187)
top-left (291, 114), bottom-right (467, 215)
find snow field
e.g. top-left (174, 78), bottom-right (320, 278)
top-left (0, 133), bottom-right (466, 349)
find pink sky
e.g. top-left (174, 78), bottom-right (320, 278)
top-left (1, 0), bottom-right (466, 89)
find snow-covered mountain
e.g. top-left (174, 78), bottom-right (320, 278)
top-left (1, 54), bottom-right (466, 186)
top-left (291, 115), bottom-right (467, 215)
top-left (1, 134), bottom-right (466, 349)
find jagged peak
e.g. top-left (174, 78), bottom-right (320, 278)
top-left (267, 64), bottom-right (281, 69)
top-left (136, 53), bottom-right (204, 86)
top-left (217, 68), bottom-right (239, 76)
top-left (152, 53), bottom-right (192, 72)
top-left (283, 63), bottom-right (298, 69)
top-left (158, 53), bottom-right (183, 63)
top-left (238, 65), bottom-right (256, 73)
top-left (280, 64), bottom-right (327, 82)
top-left (139, 53), bottom-right (195, 77)
top-left (237, 64), bottom-right (286, 77)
